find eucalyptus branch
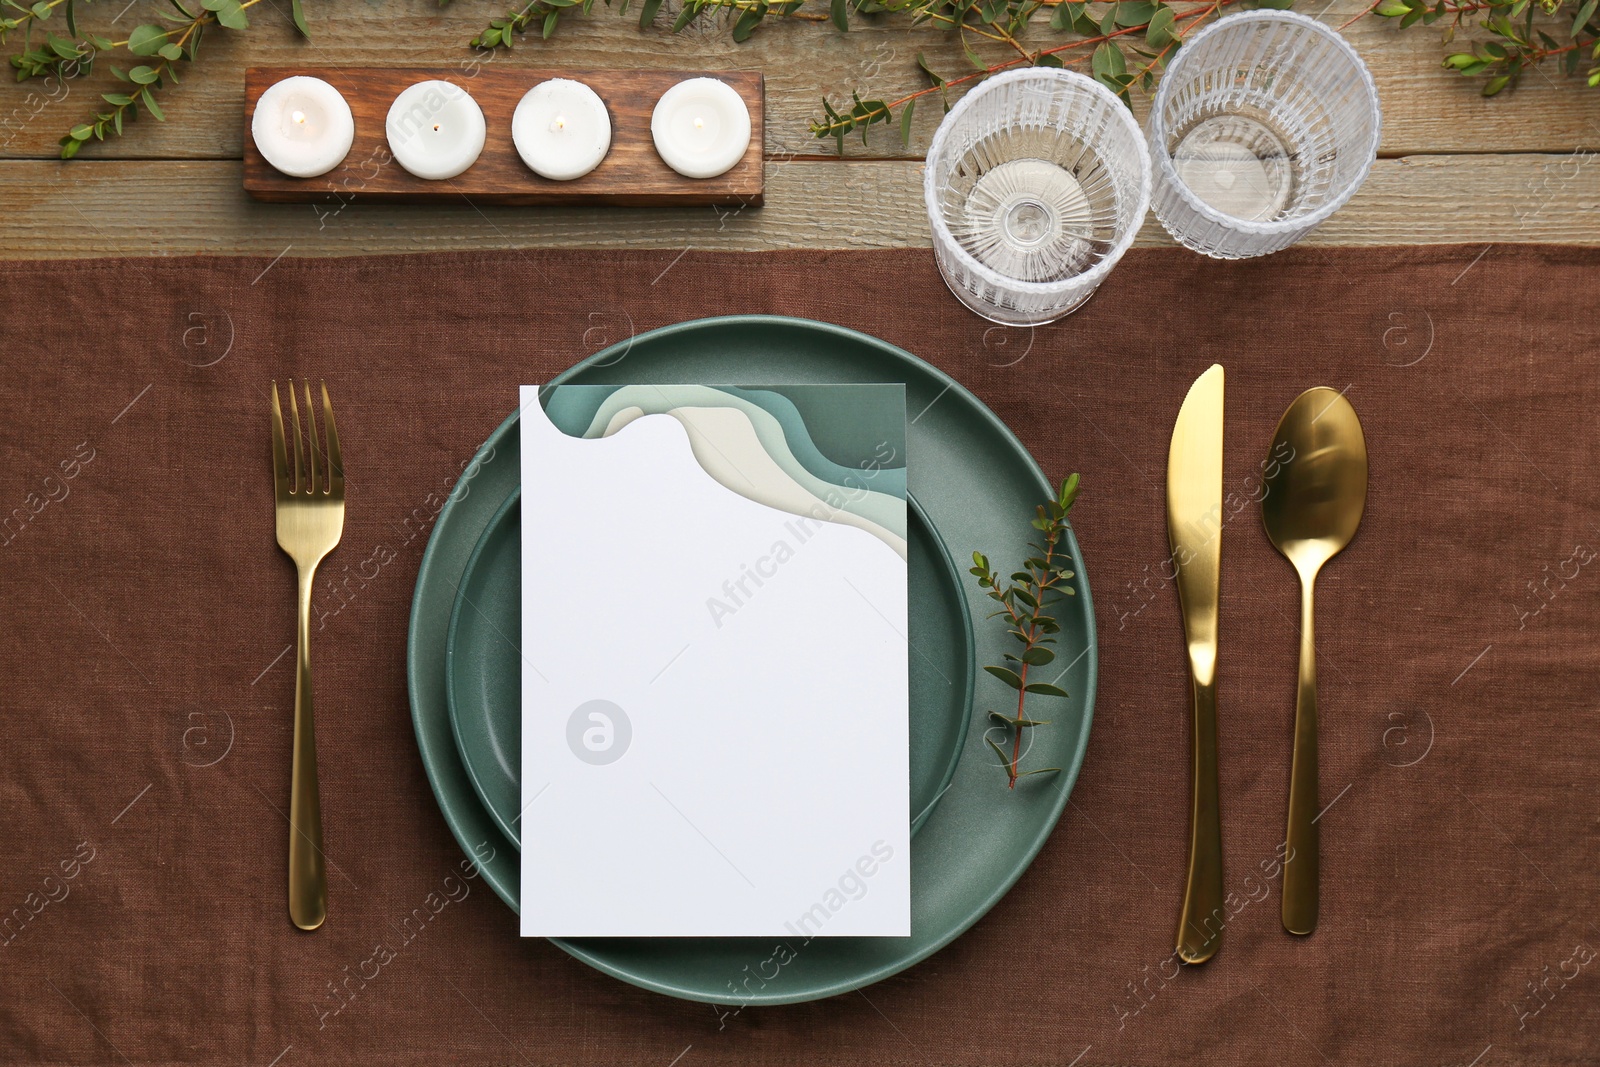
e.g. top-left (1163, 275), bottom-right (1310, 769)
top-left (1361, 0), bottom-right (1600, 93)
top-left (49, 0), bottom-right (308, 158)
top-left (970, 474), bottom-right (1080, 790)
top-left (472, 0), bottom-right (603, 48)
top-left (471, 0), bottom-right (811, 50)
top-left (810, 0), bottom-right (1242, 151)
top-left (0, 0), bottom-right (70, 44)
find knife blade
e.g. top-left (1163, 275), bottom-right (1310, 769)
top-left (1166, 363), bottom-right (1225, 965)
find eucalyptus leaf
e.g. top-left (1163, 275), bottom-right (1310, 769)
top-left (127, 24), bottom-right (167, 55)
top-left (1145, 3), bottom-right (1174, 46)
top-left (214, 0), bottom-right (248, 29)
top-left (1114, 0), bottom-right (1156, 25)
top-left (989, 711), bottom-right (1052, 728)
top-left (983, 665), bottom-right (1024, 690)
top-left (731, 4), bottom-right (763, 42)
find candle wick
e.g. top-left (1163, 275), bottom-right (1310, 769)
top-left (432, 123), bottom-right (441, 132)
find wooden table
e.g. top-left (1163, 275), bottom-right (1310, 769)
top-left (2, 0), bottom-right (1596, 257)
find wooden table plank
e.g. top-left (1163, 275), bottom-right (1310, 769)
top-left (1, 153), bottom-right (1593, 257)
top-left (0, 0), bottom-right (1597, 165)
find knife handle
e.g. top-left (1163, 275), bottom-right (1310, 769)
top-left (1176, 675), bottom-right (1223, 964)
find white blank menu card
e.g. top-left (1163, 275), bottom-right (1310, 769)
top-left (517, 384), bottom-right (910, 938)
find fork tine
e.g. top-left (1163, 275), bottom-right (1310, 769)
top-left (270, 381), bottom-right (290, 493)
top-left (303, 379), bottom-right (320, 495)
top-left (287, 378), bottom-right (306, 495)
top-left (320, 381), bottom-right (344, 496)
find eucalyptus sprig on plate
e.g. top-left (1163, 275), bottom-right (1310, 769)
top-left (970, 472), bottom-right (1080, 789)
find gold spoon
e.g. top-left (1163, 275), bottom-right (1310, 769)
top-left (1261, 388), bottom-right (1368, 936)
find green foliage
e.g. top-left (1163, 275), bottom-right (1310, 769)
top-left (969, 473), bottom-right (1080, 789)
top-left (1380, 0), bottom-right (1600, 93)
top-left (2, 0), bottom-right (305, 158)
top-left (470, 0), bottom-right (804, 49)
top-left (440, 0), bottom-right (1590, 152)
top-left (809, 0), bottom-right (1210, 149)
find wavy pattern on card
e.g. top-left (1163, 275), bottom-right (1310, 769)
top-left (545, 384), bottom-right (905, 501)
top-left (718, 386), bottom-right (908, 500)
top-left (574, 385), bottom-right (907, 544)
top-left (599, 404), bottom-right (906, 559)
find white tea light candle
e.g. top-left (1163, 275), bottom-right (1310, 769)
top-left (650, 77), bottom-right (751, 180)
top-left (385, 80), bottom-right (486, 181)
top-left (512, 79), bottom-right (611, 182)
top-left (251, 76), bottom-right (355, 179)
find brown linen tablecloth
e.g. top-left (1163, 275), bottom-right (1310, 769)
top-left (1, 245), bottom-right (1597, 1067)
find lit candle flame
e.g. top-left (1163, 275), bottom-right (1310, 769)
top-left (693, 116), bottom-right (705, 130)
top-left (550, 114), bottom-right (567, 133)
top-left (291, 110), bottom-right (306, 125)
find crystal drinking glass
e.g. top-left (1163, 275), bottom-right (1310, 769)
top-left (924, 68), bottom-right (1151, 326)
top-left (1147, 10), bottom-right (1381, 259)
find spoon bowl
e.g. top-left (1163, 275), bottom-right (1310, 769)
top-left (1261, 387), bottom-right (1367, 936)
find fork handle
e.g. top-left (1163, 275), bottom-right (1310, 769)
top-left (289, 565), bottom-right (327, 931)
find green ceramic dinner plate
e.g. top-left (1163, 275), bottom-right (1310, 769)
top-left (406, 315), bottom-right (1098, 1005)
top-left (445, 488), bottom-right (975, 846)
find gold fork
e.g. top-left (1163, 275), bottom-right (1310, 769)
top-left (270, 380), bottom-right (345, 931)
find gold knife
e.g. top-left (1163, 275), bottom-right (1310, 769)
top-left (1167, 363), bottom-right (1225, 965)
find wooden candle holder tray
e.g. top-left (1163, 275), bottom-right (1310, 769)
top-left (242, 66), bottom-right (764, 207)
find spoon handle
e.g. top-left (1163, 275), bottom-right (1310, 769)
top-left (1283, 576), bottom-right (1320, 935)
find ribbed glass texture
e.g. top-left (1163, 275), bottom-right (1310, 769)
top-left (924, 69), bottom-right (1152, 326)
top-left (1148, 10), bottom-right (1381, 259)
